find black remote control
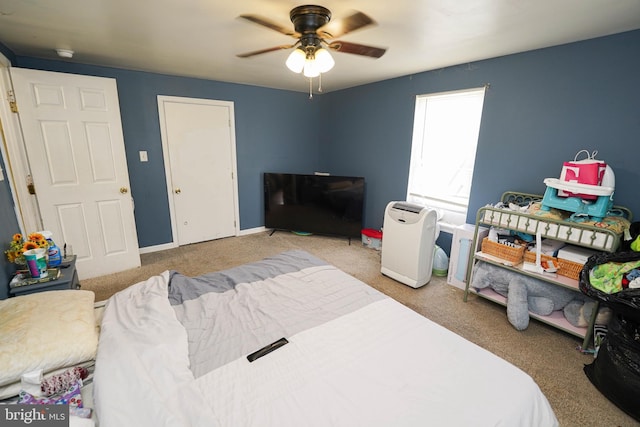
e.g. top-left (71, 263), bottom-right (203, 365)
top-left (247, 337), bottom-right (289, 362)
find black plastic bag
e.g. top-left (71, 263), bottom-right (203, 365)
top-left (583, 314), bottom-right (640, 421)
top-left (619, 222), bottom-right (640, 252)
top-left (580, 251), bottom-right (640, 322)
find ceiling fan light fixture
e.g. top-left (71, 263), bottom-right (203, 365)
top-left (238, 6), bottom-right (386, 95)
top-left (314, 48), bottom-right (334, 73)
top-left (303, 58), bottom-right (320, 78)
top-left (286, 48), bottom-right (306, 73)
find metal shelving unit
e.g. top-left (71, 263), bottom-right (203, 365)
top-left (463, 191), bottom-right (631, 350)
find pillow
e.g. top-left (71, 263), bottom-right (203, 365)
top-left (0, 290), bottom-right (98, 388)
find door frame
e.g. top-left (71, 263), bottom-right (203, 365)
top-left (157, 95), bottom-right (240, 246)
top-left (0, 57), bottom-right (42, 235)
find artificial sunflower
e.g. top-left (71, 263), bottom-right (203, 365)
top-left (5, 232), bottom-right (51, 265)
top-left (28, 232), bottom-right (45, 243)
top-left (23, 241), bottom-right (39, 251)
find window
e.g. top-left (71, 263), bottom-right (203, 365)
top-left (407, 87), bottom-right (486, 231)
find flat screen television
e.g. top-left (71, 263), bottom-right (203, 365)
top-left (264, 173), bottom-right (365, 238)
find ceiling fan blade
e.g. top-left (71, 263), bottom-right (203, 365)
top-left (237, 44), bottom-right (296, 58)
top-left (318, 11), bottom-right (375, 39)
top-left (238, 14), bottom-right (300, 38)
top-left (328, 41), bottom-right (386, 58)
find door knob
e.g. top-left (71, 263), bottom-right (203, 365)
top-left (175, 188), bottom-right (181, 194)
top-left (120, 187), bottom-right (129, 194)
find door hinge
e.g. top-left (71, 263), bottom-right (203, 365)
top-left (26, 174), bottom-right (36, 195)
top-left (7, 90), bottom-right (18, 113)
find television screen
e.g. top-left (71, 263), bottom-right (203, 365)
top-left (264, 173), bottom-right (365, 238)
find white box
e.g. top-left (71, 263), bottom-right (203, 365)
top-left (447, 224), bottom-right (489, 290)
top-left (557, 245), bottom-right (599, 264)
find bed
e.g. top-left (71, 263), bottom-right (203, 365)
top-left (93, 249), bottom-right (558, 426)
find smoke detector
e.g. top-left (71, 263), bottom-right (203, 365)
top-left (56, 49), bottom-right (74, 58)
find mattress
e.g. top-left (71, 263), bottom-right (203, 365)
top-left (93, 250), bottom-right (557, 427)
top-left (0, 290), bottom-right (98, 399)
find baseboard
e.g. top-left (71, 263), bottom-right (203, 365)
top-left (139, 242), bottom-right (177, 254)
top-left (138, 228), bottom-right (266, 254)
top-left (239, 226), bottom-right (266, 236)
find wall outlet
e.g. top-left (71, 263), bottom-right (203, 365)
top-left (139, 151), bottom-right (148, 162)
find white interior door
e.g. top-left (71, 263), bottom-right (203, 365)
top-left (10, 68), bottom-right (141, 279)
top-left (158, 96), bottom-right (238, 246)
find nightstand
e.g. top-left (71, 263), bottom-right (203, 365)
top-left (9, 256), bottom-right (80, 297)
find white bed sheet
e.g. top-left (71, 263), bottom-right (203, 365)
top-left (198, 298), bottom-right (557, 427)
top-left (94, 265), bottom-right (558, 427)
top-left (94, 272), bottom-right (218, 427)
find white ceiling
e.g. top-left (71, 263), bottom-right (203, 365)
top-left (1, 0), bottom-right (639, 93)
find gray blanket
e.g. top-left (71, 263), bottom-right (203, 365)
top-left (168, 250), bottom-right (385, 378)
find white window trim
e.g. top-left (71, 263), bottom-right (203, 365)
top-left (406, 86), bottom-right (486, 232)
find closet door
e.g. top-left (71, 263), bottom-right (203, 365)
top-left (158, 96), bottom-right (239, 246)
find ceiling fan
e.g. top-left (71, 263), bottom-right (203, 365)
top-left (237, 5), bottom-right (386, 81)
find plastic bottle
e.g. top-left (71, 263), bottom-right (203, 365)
top-left (40, 230), bottom-right (62, 267)
top-left (432, 245), bottom-right (449, 277)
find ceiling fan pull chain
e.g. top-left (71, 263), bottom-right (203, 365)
top-left (318, 73), bottom-right (323, 93)
top-left (309, 78), bottom-right (313, 99)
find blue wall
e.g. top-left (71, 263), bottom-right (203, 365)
top-left (1, 29), bottom-right (639, 286)
top-left (0, 153), bottom-right (21, 299)
top-left (322, 30), bottom-right (640, 231)
top-left (12, 59), bottom-right (324, 247)
top-left (0, 42), bottom-right (15, 64)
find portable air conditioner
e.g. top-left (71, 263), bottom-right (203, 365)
top-left (381, 201), bottom-right (438, 288)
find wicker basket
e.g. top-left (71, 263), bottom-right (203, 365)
top-left (557, 258), bottom-right (584, 280)
top-left (481, 237), bottom-right (525, 264)
top-left (523, 250), bottom-right (558, 265)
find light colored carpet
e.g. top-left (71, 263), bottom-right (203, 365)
top-left (82, 231), bottom-right (638, 427)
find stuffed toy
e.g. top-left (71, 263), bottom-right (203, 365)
top-left (472, 261), bottom-right (580, 330)
top-left (563, 297), bottom-right (612, 328)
